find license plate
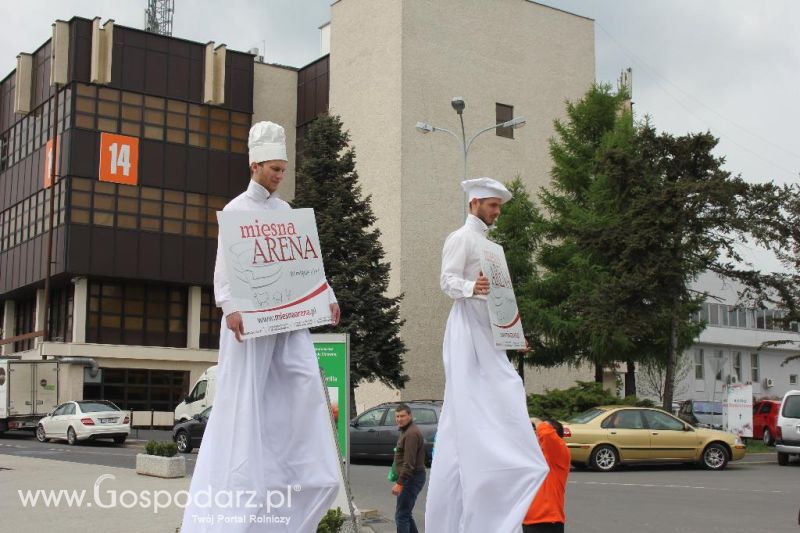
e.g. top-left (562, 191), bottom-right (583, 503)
top-left (100, 418), bottom-right (118, 424)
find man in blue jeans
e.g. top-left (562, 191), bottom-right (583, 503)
top-left (392, 404), bottom-right (427, 533)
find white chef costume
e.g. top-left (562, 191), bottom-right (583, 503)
top-left (181, 122), bottom-right (340, 533)
top-left (424, 178), bottom-right (549, 533)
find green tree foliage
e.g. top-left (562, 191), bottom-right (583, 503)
top-left (293, 115), bottom-right (408, 415)
top-left (527, 381), bottom-right (653, 421)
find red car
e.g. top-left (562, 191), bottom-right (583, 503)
top-left (753, 400), bottom-right (780, 446)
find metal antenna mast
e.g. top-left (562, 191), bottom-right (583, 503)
top-left (144, 0), bottom-right (175, 36)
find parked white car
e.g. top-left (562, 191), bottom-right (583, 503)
top-left (36, 400), bottom-right (130, 446)
top-left (776, 389), bottom-right (800, 466)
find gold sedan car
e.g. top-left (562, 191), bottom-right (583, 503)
top-left (562, 406), bottom-right (746, 471)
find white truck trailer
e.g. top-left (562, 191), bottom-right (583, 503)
top-left (0, 359), bottom-right (59, 433)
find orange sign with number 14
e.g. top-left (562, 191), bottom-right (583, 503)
top-left (99, 132), bottom-right (139, 185)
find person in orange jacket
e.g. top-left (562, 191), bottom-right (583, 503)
top-left (524, 417), bottom-right (570, 533)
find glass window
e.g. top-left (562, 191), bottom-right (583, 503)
top-left (751, 353), bottom-right (759, 383)
top-left (166, 129), bottom-right (185, 144)
top-left (602, 410), bottom-right (645, 429)
top-left (200, 287), bottom-right (221, 349)
top-left (356, 408), bottom-right (386, 427)
top-left (699, 303), bottom-right (709, 323)
top-left (783, 395), bottom-right (800, 418)
top-left (75, 113), bottom-right (94, 129)
top-left (144, 95), bottom-right (165, 110)
top-left (790, 375), bottom-right (798, 385)
top-left (720, 305), bottom-right (730, 326)
top-left (733, 352), bottom-right (742, 381)
top-left (97, 101), bottom-right (119, 118)
top-left (121, 105), bottom-right (142, 121)
top-left (643, 410), bottom-right (685, 431)
top-left (737, 309), bottom-right (748, 328)
top-left (694, 349), bottom-right (704, 379)
top-left (496, 103), bottom-right (514, 139)
top-left (411, 408), bottom-right (437, 425)
top-left (567, 408), bottom-right (606, 424)
top-left (756, 310), bottom-right (766, 329)
top-left (758, 402), bottom-right (772, 415)
top-left (144, 125), bottom-right (164, 140)
top-left (63, 403), bottom-right (76, 416)
top-left (75, 97), bottom-right (96, 114)
top-left (708, 304), bottom-right (720, 325)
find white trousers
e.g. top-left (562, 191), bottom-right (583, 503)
top-left (425, 298), bottom-right (549, 533)
top-left (181, 326), bottom-right (340, 532)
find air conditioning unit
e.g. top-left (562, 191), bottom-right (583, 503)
top-left (764, 377), bottom-right (775, 388)
top-left (726, 374), bottom-right (739, 385)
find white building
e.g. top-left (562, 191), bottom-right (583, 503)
top-left (638, 272), bottom-right (800, 404)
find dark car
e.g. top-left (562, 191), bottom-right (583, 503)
top-left (172, 406), bottom-right (211, 453)
top-left (350, 400), bottom-right (441, 465)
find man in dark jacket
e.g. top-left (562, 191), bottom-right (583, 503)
top-left (392, 404), bottom-right (426, 533)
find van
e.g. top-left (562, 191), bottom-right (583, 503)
top-left (677, 399), bottom-right (723, 430)
top-left (776, 389), bottom-right (800, 466)
top-left (174, 366), bottom-right (216, 422)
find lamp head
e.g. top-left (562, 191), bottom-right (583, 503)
top-left (503, 116), bottom-right (526, 129)
top-left (415, 121), bottom-right (434, 134)
top-left (451, 97), bottom-right (465, 115)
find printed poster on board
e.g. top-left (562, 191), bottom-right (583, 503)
top-left (217, 209), bottom-right (333, 339)
top-left (479, 240), bottom-right (527, 350)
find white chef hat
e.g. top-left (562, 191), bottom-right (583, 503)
top-left (248, 121), bottom-right (288, 164)
top-left (461, 177), bottom-right (512, 204)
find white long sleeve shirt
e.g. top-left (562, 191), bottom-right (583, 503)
top-left (440, 214), bottom-right (489, 301)
top-left (213, 179), bottom-right (336, 317)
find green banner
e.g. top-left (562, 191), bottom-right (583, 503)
top-left (313, 334), bottom-right (349, 460)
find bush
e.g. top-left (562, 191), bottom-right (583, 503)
top-left (317, 507), bottom-right (345, 533)
top-left (527, 381), bottom-right (654, 421)
top-left (146, 440), bottom-right (178, 457)
top-left (145, 439), bottom-right (158, 455)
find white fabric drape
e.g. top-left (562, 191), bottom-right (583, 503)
top-left (181, 179), bottom-right (340, 532)
top-left (425, 216), bottom-right (549, 532)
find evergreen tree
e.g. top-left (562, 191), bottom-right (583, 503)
top-left (525, 84), bottom-right (645, 387)
top-left (292, 115), bottom-right (408, 415)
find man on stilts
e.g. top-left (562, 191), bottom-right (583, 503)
top-left (425, 178), bottom-right (549, 533)
top-left (181, 121), bottom-right (341, 532)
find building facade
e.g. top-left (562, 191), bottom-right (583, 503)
top-left (0, 16), bottom-right (253, 425)
top-left (678, 272), bottom-right (800, 403)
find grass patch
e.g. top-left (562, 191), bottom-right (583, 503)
top-left (745, 439), bottom-right (772, 453)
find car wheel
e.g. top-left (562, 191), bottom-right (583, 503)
top-left (590, 445), bottom-right (619, 472)
top-left (113, 436), bottom-right (126, 445)
top-left (702, 443), bottom-right (728, 470)
top-left (36, 424), bottom-right (49, 443)
top-left (67, 426), bottom-right (78, 446)
top-left (175, 431), bottom-right (193, 453)
top-left (777, 452), bottom-right (789, 466)
top-left (762, 428), bottom-right (774, 447)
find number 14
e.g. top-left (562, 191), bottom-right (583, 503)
top-left (108, 142), bottom-right (131, 176)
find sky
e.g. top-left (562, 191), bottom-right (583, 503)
top-left (1, 0), bottom-right (797, 269)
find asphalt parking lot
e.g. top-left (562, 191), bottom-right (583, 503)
top-left (2, 432), bottom-right (798, 532)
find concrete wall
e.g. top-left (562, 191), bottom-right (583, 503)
top-left (252, 62), bottom-right (299, 201)
top-left (331, 0), bottom-right (595, 400)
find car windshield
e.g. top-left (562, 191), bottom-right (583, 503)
top-left (783, 395), bottom-right (800, 418)
top-left (567, 408), bottom-right (606, 424)
top-left (693, 401), bottom-right (722, 415)
top-left (78, 401), bottom-right (121, 413)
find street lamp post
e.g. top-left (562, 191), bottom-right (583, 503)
top-left (416, 97), bottom-right (526, 217)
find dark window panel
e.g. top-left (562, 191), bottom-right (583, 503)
top-left (496, 103), bottom-right (514, 139)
